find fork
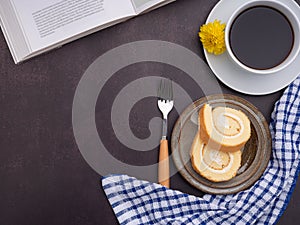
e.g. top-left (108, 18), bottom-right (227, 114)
top-left (157, 78), bottom-right (174, 188)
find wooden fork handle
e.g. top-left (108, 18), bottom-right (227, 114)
top-left (158, 139), bottom-right (170, 188)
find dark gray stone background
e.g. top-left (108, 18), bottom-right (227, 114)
top-left (0, 0), bottom-right (299, 224)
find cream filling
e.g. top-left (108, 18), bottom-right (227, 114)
top-left (212, 112), bottom-right (245, 139)
top-left (209, 149), bottom-right (223, 165)
top-left (200, 144), bottom-right (234, 174)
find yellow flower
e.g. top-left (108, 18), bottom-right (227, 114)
top-left (199, 20), bottom-right (226, 55)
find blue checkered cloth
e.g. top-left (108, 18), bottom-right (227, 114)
top-left (102, 76), bottom-right (300, 225)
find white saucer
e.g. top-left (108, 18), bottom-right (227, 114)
top-left (204, 0), bottom-right (300, 95)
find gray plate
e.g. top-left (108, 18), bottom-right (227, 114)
top-left (171, 94), bottom-right (271, 195)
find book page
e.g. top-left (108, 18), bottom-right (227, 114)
top-left (10, 0), bottom-right (135, 51)
top-left (131, 0), bottom-right (167, 14)
top-left (0, 0), bottom-right (35, 62)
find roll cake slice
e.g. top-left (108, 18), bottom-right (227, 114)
top-left (199, 104), bottom-right (251, 152)
top-left (190, 132), bottom-right (242, 182)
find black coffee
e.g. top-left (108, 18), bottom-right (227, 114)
top-left (229, 6), bottom-right (294, 70)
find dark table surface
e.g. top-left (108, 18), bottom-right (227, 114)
top-left (0, 0), bottom-right (299, 224)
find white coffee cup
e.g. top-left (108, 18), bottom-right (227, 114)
top-left (225, 0), bottom-right (300, 74)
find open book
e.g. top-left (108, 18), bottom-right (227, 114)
top-left (0, 0), bottom-right (175, 64)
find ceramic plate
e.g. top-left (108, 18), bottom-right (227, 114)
top-left (171, 94), bottom-right (271, 194)
top-left (204, 0), bottom-right (300, 95)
